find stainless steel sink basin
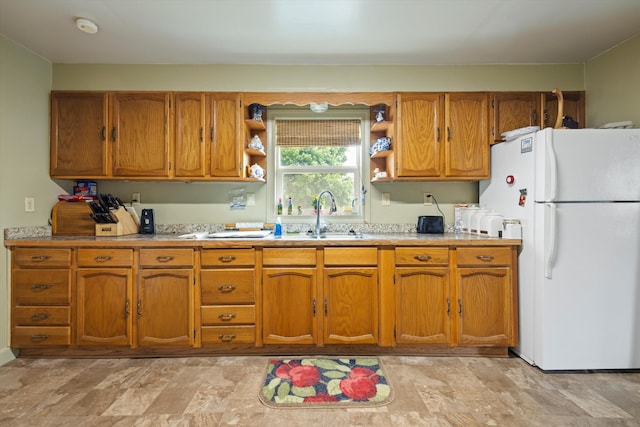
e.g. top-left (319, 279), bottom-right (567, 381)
top-left (281, 232), bottom-right (370, 240)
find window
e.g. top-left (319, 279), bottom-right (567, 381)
top-left (271, 108), bottom-right (368, 218)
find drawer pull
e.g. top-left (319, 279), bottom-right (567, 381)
top-left (218, 256), bottom-right (236, 263)
top-left (218, 313), bottom-right (237, 321)
top-left (31, 284), bottom-right (52, 290)
top-left (156, 256), bottom-right (174, 263)
top-left (218, 285), bottom-right (236, 293)
top-left (125, 299), bottom-right (130, 317)
top-left (476, 255), bottom-right (494, 262)
top-left (137, 300), bottom-right (142, 318)
top-left (31, 335), bottom-right (49, 340)
top-left (94, 255), bottom-right (112, 262)
top-left (414, 255), bottom-right (432, 262)
top-left (218, 334), bottom-right (236, 342)
top-left (31, 313), bottom-right (50, 320)
top-left (31, 255), bottom-right (50, 261)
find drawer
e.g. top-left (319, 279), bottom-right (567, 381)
top-left (14, 248), bottom-right (71, 268)
top-left (139, 248), bottom-right (194, 267)
top-left (201, 270), bottom-right (255, 304)
top-left (324, 248), bottom-right (377, 266)
top-left (13, 306), bottom-right (70, 325)
top-left (201, 249), bottom-right (255, 267)
top-left (201, 326), bottom-right (255, 344)
top-left (263, 248), bottom-right (316, 266)
top-left (12, 326), bottom-right (71, 347)
top-left (78, 248), bottom-right (133, 267)
top-left (456, 247), bottom-right (512, 266)
top-left (201, 305), bottom-right (255, 325)
top-left (13, 269), bottom-right (71, 305)
top-left (396, 247), bottom-right (449, 266)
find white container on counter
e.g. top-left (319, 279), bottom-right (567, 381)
top-left (469, 208), bottom-right (488, 235)
top-left (503, 218), bottom-right (522, 239)
top-left (480, 212), bottom-right (503, 237)
top-left (461, 205), bottom-right (479, 234)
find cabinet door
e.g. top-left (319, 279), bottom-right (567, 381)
top-left (396, 93), bottom-right (444, 177)
top-left (445, 93), bottom-right (490, 178)
top-left (209, 93), bottom-right (242, 178)
top-left (323, 268), bottom-right (378, 344)
top-left (455, 267), bottom-right (512, 346)
top-left (137, 269), bottom-right (194, 347)
top-left (76, 268), bottom-right (132, 346)
top-left (395, 267), bottom-right (451, 344)
top-left (262, 268), bottom-right (317, 344)
top-left (492, 92), bottom-right (539, 143)
top-left (174, 92), bottom-right (207, 177)
top-left (50, 92), bottom-right (109, 178)
top-left (111, 92), bottom-right (171, 177)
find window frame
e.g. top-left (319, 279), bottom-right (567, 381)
top-left (266, 106), bottom-right (371, 224)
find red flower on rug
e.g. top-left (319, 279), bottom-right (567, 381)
top-left (260, 358), bottom-right (393, 408)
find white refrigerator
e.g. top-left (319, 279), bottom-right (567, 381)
top-left (479, 128), bottom-right (640, 370)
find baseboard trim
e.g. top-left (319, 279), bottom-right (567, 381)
top-left (0, 347), bottom-right (17, 366)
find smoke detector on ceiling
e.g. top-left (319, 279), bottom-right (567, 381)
top-left (75, 18), bottom-right (98, 34)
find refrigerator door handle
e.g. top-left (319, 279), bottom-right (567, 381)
top-left (545, 136), bottom-right (558, 201)
top-left (544, 203), bottom-right (558, 279)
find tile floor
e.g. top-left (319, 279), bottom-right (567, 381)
top-left (0, 354), bottom-right (639, 426)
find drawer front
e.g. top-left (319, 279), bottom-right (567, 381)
top-left (263, 248), bottom-right (316, 266)
top-left (201, 270), bottom-right (255, 304)
top-left (13, 306), bottom-right (70, 325)
top-left (201, 326), bottom-right (255, 344)
top-left (324, 247), bottom-right (378, 266)
top-left (201, 249), bottom-right (255, 267)
top-left (12, 326), bottom-right (71, 346)
top-left (139, 248), bottom-right (194, 267)
top-left (78, 248), bottom-right (133, 267)
top-left (456, 247), bottom-right (512, 266)
top-left (201, 305), bottom-right (255, 325)
top-left (14, 248), bottom-right (71, 268)
top-left (14, 270), bottom-right (71, 305)
top-left (396, 247), bottom-right (449, 266)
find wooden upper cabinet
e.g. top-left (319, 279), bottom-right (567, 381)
top-left (444, 93), bottom-right (490, 179)
top-left (174, 92), bottom-right (207, 178)
top-left (396, 93), bottom-right (444, 178)
top-left (491, 92), bottom-right (539, 144)
top-left (50, 92), bottom-right (110, 178)
top-left (542, 91), bottom-right (585, 129)
top-left (209, 93), bottom-right (242, 178)
top-left (111, 92), bottom-right (171, 177)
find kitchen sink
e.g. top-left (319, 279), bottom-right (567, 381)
top-left (280, 232), bottom-right (370, 240)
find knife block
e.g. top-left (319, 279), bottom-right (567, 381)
top-left (95, 207), bottom-right (139, 236)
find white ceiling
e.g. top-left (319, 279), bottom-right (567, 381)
top-left (1, 0), bottom-right (640, 65)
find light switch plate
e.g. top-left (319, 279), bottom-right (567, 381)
top-left (381, 193), bottom-right (391, 206)
top-left (246, 193), bottom-right (256, 206)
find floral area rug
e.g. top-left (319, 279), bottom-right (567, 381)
top-left (259, 357), bottom-right (394, 408)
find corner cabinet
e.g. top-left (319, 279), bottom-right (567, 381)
top-left (369, 102), bottom-right (395, 182)
top-left (396, 92), bottom-right (490, 180)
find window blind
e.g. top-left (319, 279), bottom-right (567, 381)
top-left (276, 119), bottom-right (361, 147)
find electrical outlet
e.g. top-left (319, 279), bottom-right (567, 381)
top-left (423, 193), bottom-right (433, 206)
top-left (24, 197), bottom-right (35, 213)
top-left (381, 193), bottom-right (391, 206)
top-left (246, 193), bottom-right (256, 206)
top-left (131, 192), bottom-right (141, 204)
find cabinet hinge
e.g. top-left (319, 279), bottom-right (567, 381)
top-left (491, 99), bottom-right (494, 109)
top-left (193, 276), bottom-right (196, 285)
top-left (393, 274), bottom-right (396, 285)
top-left (193, 328), bottom-right (196, 339)
top-left (393, 326), bottom-right (396, 339)
top-left (168, 162), bottom-right (171, 171)
top-left (169, 99), bottom-right (172, 108)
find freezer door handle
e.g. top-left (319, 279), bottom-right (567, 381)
top-left (544, 203), bottom-right (558, 279)
top-left (545, 135), bottom-right (558, 201)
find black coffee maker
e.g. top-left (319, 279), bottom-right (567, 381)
top-left (140, 209), bottom-right (155, 234)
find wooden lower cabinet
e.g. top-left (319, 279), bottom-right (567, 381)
top-left (76, 268), bottom-right (132, 346)
top-left (455, 247), bottom-right (516, 346)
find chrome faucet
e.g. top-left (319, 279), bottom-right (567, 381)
top-left (315, 190), bottom-right (337, 238)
